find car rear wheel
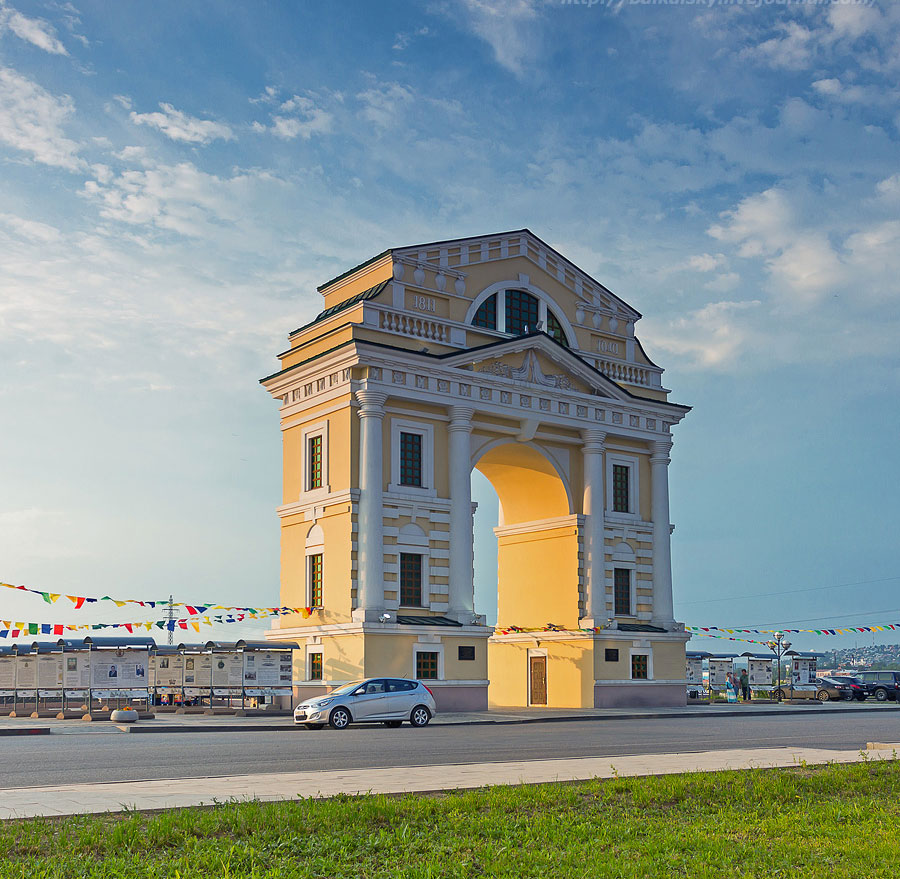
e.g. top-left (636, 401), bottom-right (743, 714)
top-left (816, 690), bottom-right (830, 702)
top-left (304, 723), bottom-right (324, 730)
top-left (329, 707), bottom-right (352, 729)
top-left (410, 705), bottom-right (431, 727)
top-left (874, 688), bottom-right (889, 702)
top-left (384, 720), bottom-right (403, 728)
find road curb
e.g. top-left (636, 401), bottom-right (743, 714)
top-left (100, 703), bottom-right (899, 733)
top-left (0, 727), bottom-right (51, 736)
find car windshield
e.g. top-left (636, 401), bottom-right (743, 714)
top-left (328, 681), bottom-right (365, 696)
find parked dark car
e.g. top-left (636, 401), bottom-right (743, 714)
top-left (772, 677), bottom-right (862, 702)
top-left (819, 675), bottom-right (867, 701)
top-left (855, 670), bottom-right (900, 702)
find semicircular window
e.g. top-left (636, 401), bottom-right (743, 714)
top-left (505, 290), bottom-right (539, 336)
top-left (546, 310), bottom-right (569, 347)
top-left (469, 289), bottom-right (571, 347)
top-left (472, 294), bottom-right (497, 330)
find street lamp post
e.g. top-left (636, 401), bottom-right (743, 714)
top-left (766, 632), bottom-right (792, 702)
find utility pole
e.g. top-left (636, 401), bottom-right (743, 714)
top-left (166, 594), bottom-right (175, 646)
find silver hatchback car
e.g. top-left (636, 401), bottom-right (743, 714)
top-left (294, 677), bottom-right (437, 730)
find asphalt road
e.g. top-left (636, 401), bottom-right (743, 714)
top-left (1, 712), bottom-right (898, 789)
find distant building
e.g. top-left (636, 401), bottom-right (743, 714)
top-left (261, 230), bottom-right (691, 709)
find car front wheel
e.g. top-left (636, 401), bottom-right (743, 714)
top-left (329, 707), bottom-right (352, 729)
top-left (410, 705), bottom-right (431, 727)
top-left (816, 690), bottom-right (830, 702)
top-left (773, 689), bottom-right (786, 701)
top-left (874, 688), bottom-right (889, 702)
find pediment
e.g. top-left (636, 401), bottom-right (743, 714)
top-left (453, 339), bottom-right (626, 401)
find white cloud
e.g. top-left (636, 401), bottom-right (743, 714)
top-left (643, 300), bottom-right (762, 370)
top-left (811, 77), bottom-right (887, 105)
top-left (709, 187), bottom-right (844, 305)
top-left (0, 5), bottom-right (68, 55)
top-left (0, 212), bottom-right (61, 243)
top-left (393, 26), bottom-right (429, 51)
top-left (357, 81), bottom-right (415, 129)
top-left (742, 21), bottom-right (814, 71)
top-left (129, 102), bottom-right (233, 144)
top-left (455, 0), bottom-right (541, 77)
top-left (0, 66), bottom-right (83, 169)
top-left (875, 173), bottom-right (900, 201)
top-left (271, 95), bottom-right (333, 139)
top-left (687, 253), bottom-right (727, 273)
top-left (826, 3), bottom-right (883, 41)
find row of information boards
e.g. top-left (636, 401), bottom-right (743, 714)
top-left (686, 654), bottom-right (818, 688)
top-left (0, 642), bottom-right (295, 700)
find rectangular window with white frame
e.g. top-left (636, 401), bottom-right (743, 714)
top-left (301, 420), bottom-right (330, 496)
top-left (606, 453), bottom-right (639, 518)
top-left (630, 649), bottom-right (652, 680)
top-left (413, 644), bottom-right (443, 680)
top-left (389, 419), bottom-right (435, 497)
top-left (307, 650), bottom-right (323, 681)
top-left (399, 552), bottom-right (424, 607)
top-left (613, 567), bottom-right (633, 617)
top-left (307, 553), bottom-right (323, 608)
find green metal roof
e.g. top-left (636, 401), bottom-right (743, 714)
top-left (289, 278), bottom-right (390, 337)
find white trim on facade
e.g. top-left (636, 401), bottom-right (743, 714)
top-left (606, 452), bottom-right (640, 519)
top-left (413, 642), bottom-right (444, 681)
top-left (389, 417), bottom-right (437, 498)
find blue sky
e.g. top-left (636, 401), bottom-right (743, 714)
top-left (0, 0), bottom-right (898, 651)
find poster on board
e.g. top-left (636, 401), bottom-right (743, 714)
top-left (791, 658), bottom-right (816, 686)
top-left (748, 658), bottom-right (772, 686)
top-left (15, 656), bottom-right (37, 690)
top-left (63, 653), bottom-right (91, 693)
top-left (0, 656), bottom-right (15, 695)
top-left (243, 650), bottom-right (293, 694)
top-left (184, 654), bottom-right (213, 696)
top-left (152, 654), bottom-right (184, 694)
top-left (90, 649), bottom-right (149, 692)
top-left (708, 658), bottom-right (732, 687)
top-left (212, 652), bottom-right (243, 694)
top-left (37, 654), bottom-right (63, 694)
top-left (685, 657), bottom-right (703, 684)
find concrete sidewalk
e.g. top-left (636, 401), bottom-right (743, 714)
top-left (0, 700), bottom-right (896, 735)
top-left (1, 741), bottom-right (897, 820)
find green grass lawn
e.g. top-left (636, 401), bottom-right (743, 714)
top-left (1, 761), bottom-right (898, 878)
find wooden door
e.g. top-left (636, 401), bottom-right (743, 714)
top-left (529, 656), bottom-right (547, 706)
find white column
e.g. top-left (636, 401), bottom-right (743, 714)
top-left (650, 438), bottom-right (675, 627)
top-left (448, 405), bottom-right (475, 621)
top-left (581, 429), bottom-right (606, 625)
top-left (355, 389), bottom-right (387, 619)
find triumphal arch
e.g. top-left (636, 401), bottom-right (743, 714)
top-left (262, 230), bottom-right (691, 710)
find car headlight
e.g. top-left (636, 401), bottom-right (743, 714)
top-left (312, 698), bottom-right (334, 707)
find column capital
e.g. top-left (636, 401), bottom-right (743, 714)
top-left (355, 389), bottom-right (388, 416)
top-left (650, 438), bottom-right (672, 464)
top-left (582, 429), bottom-right (607, 453)
top-left (448, 405), bottom-right (475, 432)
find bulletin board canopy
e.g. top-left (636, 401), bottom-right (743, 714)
top-left (0, 646), bottom-right (12, 656)
top-left (84, 636), bottom-right (155, 650)
top-left (235, 640), bottom-right (299, 651)
top-left (686, 651), bottom-right (712, 659)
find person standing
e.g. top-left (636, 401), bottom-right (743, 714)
top-left (740, 668), bottom-right (750, 701)
top-left (725, 672), bottom-right (738, 703)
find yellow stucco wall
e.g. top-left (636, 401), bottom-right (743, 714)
top-left (488, 638), bottom-right (593, 708)
top-left (495, 524), bottom-right (580, 629)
